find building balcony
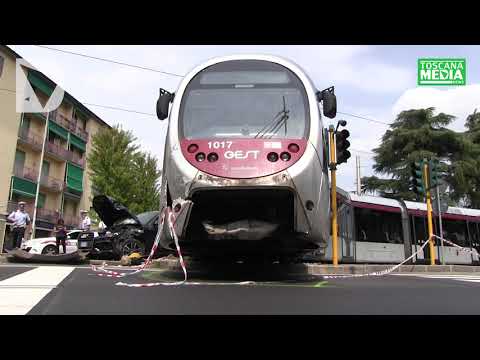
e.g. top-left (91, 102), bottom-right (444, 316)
top-left (18, 129), bottom-right (44, 152)
top-left (45, 142), bottom-right (70, 161)
top-left (40, 175), bottom-right (65, 193)
top-left (70, 152), bottom-right (85, 168)
top-left (49, 112), bottom-right (72, 131)
top-left (64, 215), bottom-right (81, 229)
top-left (49, 112), bottom-right (89, 142)
top-left (71, 125), bottom-right (89, 142)
top-left (13, 166), bottom-right (38, 183)
top-left (36, 208), bottom-right (59, 223)
top-left (24, 112), bottom-right (48, 122)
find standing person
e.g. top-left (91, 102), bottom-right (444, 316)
top-left (54, 218), bottom-right (67, 254)
top-left (79, 210), bottom-right (91, 231)
top-left (7, 201), bottom-right (31, 249)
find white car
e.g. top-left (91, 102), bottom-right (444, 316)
top-left (21, 230), bottom-right (99, 255)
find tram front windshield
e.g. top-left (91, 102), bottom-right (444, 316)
top-left (179, 60), bottom-right (310, 140)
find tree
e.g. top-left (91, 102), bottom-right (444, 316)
top-left (455, 109), bottom-right (480, 208)
top-left (129, 152), bottom-right (162, 214)
top-left (87, 124), bottom-right (161, 213)
top-left (361, 108), bottom-right (471, 203)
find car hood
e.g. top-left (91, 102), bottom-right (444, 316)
top-left (92, 195), bottom-right (141, 228)
top-left (23, 237), bottom-right (54, 245)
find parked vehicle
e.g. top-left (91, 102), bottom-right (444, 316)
top-left (77, 195), bottom-right (164, 260)
top-left (21, 230), bottom-right (99, 255)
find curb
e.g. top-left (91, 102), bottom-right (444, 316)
top-left (0, 254), bottom-right (122, 266)
top-left (147, 258), bottom-right (480, 275)
top-left (2, 253), bottom-right (480, 274)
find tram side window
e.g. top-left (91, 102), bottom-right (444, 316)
top-left (354, 207), bottom-right (403, 244)
top-left (443, 219), bottom-right (469, 248)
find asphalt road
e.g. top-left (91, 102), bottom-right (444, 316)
top-left (2, 263), bottom-right (480, 314)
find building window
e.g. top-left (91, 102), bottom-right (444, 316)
top-left (0, 55), bottom-right (4, 78)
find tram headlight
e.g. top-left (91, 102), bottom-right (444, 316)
top-left (267, 152), bottom-right (279, 162)
top-left (288, 143), bottom-right (299, 153)
top-left (187, 144), bottom-right (199, 153)
top-left (207, 152), bottom-right (219, 162)
top-left (280, 152), bottom-right (291, 161)
top-left (195, 152), bottom-right (206, 162)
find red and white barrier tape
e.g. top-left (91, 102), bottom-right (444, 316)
top-left (433, 235), bottom-right (480, 256)
top-left (91, 209), bottom-right (168, 279)
top-left (322, 238), bottom-right (431, 279)
top-left (93, 206), bottom-right (255, 287)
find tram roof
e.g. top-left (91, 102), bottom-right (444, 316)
top-left (336, 187), bottom-right (480, 221)
top-left (348, 193), bottom-right (402, 209)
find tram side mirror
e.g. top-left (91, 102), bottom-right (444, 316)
top-left (317, 86), bottom-right (337, 119)
top-left (156, 88), bottom-right (174, 120)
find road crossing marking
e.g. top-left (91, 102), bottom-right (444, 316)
top-left (0, 266), bottom-right (74, 315)
top-left (394, 273), bottom-right (480, 284)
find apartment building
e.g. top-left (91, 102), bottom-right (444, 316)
top-left (0, 45), bottom-right (110, 251)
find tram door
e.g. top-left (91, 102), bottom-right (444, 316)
top-left (338, 204), bottom-right (354, 262)
top-left (468, 222), bottom-right (480, 264)
top-left (411, 215), bottom-right (442, 263)
top-left (411, 215), bottom-right (429, 264)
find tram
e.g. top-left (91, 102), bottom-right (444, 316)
top-left (324, 188), bottom-right (480, 265)
top-left (155, 55), bottom-right (336, 260)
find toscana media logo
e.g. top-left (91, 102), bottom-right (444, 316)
top-left (417, 58), bottom-right (466, 86)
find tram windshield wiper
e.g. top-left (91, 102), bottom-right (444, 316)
top-left (254, 96), bottom-right (290, 139)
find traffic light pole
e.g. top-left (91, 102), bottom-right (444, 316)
top-left (329, 126), bottom-right (338, 266)
top-left (436, 185), bottom-right (445, 265)
top-left (423, 162), bottom-right (435, 265)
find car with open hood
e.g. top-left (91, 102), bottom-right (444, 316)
top-left (77, 195), bottom-right (162, 259)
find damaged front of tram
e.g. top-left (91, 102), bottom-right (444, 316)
top-left (156, 55), bottom-right (336, 262)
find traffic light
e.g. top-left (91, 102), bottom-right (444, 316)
top-left (411, 160), bottom-right (426, 195)
top-left (428, 159), bottom-right (440, 189)
top-left (335, 129), bottom-right (351, 164)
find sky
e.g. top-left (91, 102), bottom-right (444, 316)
top-left (8, 45), bottom-right (480, 192)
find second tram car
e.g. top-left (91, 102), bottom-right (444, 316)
top-left (325, 188), bottom-right (480, 265)
top-left (156, 55), bottom-right (337, 260)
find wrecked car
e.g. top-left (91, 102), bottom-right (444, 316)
top-left (77, 195), bottom-right (163, 260)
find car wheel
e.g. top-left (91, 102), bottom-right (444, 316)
top-left (42, 245), bottom-right (57, 255)
top-left (113, 235), bottom-right (145, 259)
top-left (121, 238), bottom-right (145, 256)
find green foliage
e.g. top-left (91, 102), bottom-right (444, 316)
top-left (87, 124), bottom-right (161, 215)
top-left (361, 108), bottom-right (480, 208)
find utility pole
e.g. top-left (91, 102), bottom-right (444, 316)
top-left (423, 160), bottom-right (435, 265)
top-left (31, 112), bottom-right (49, 239)
top-left (356, 155), bottom-right (361, 195)
top-left (328, 125), bottom-right (338, 266)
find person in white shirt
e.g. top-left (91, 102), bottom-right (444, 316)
top-left (79, 210), bottom-right (91, 231)
top-left (7, 202), bottom-right (31, 249)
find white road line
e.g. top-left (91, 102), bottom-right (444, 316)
top-left (0, 266), bottom-right (74, 315)
top-left (394, 273), bottom-right (480, 283)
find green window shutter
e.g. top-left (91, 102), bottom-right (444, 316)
top-left (27, 71), bottom-right (54, 97)
top-left (69, 134), bottom-right (86, 152)
top-left (12, 176), bottom-right (37, 197)
top-left (38, 193), bottom-right (46, 208)
top-left (66, 163), bottom-right (83, 193)
top-left (48, 120), bottom-right (68, 140)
